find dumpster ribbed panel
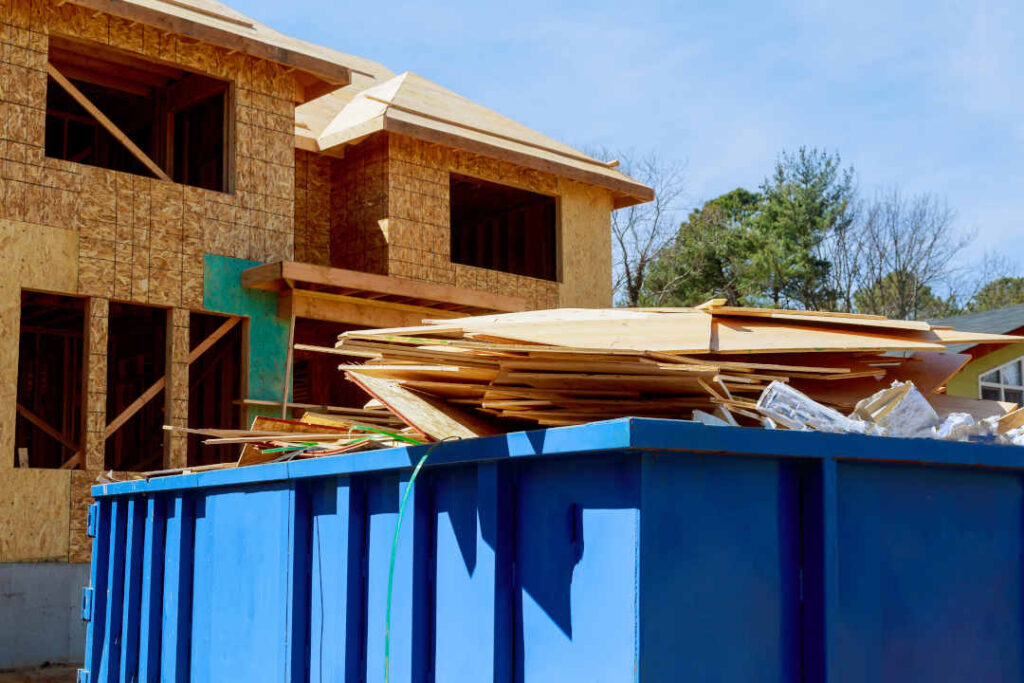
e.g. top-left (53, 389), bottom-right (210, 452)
top-left (79, 418), bottom-right (1024, 682)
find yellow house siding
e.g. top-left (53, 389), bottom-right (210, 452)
top-left (946, 342), bottom-right (1024, 398)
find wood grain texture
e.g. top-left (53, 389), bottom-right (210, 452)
top-left (0, 468), bottom-right (71, 562)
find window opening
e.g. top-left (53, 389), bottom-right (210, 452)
top-left (106, 302), bottom-right (167, 471)
top-left (450, 173), bottom-right (557, 281)
top-left (46, 35), bottom-right (231, 192)
top-left (14, 291), bottom-right (85, 468)
top-left (187, 312), bottom-right (243, 466)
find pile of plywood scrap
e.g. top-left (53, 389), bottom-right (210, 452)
top-left (329, 303), bottom-right (1024, 442)
top-left (139, 410), bottom-right (418, 478)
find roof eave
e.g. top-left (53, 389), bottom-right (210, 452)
top-left (68, 0), bottom-right (351, 103)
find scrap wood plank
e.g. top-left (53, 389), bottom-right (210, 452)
top-left (928, 394), bottom-right (1016, 421)
top-left (238, 416), bottom-right (353, 466)
top-left (347, 371), bottom-right (499, 441)
top-left (462, 313), bottom-right (713, 353)
top-left (711, 319), bottom-right (947, 354)
top-left (929, 328), bottom-right (1024, 345)
top-left (998, 407), bottom-right (1024, 434)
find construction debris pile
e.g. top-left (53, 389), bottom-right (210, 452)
top-left (330, 303), bottom-right (1024, 444)
top-left (149, 302), bottom-right (1024, 479)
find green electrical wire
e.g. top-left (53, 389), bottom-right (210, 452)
top-left (383, 438), bottom-right (447, 682)
top-left (348, 424), bottom-right (424, 446)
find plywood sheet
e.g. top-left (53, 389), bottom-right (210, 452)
top-left (0, 469), bottom-right (71, 562)
top-left (711, 319), bottom-right (946, 354)
top-left (464, 311), bottom-right (713, 353)
top-left (69, 469), bottom-right (98, 564)
top-left (347, 371), bottom-right (498, 440)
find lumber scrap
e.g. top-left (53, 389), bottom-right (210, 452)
top-left (347, 371), bottom-right (498, 441)
top-left (332, 304), bottom-right (1024, 433)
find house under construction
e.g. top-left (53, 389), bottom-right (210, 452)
top-left (0, 0), bottom-right (651, 667)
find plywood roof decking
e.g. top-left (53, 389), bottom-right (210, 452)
top-left (242, 261), bottom-right (528, 316)
top-left (311, 72), bottom-right (654, 207)
top-left (65, 0), bottom-right (372, 101)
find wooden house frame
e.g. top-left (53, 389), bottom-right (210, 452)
top-left (0, 0), bottom-right (651, 575)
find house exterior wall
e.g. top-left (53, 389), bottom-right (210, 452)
top-left (0, 0), bottom-right (296, 567)
top-left (1, 0), bottom-right (619, 571)
top-left (0, 1), bottom-right (626, 668)
top-left (293, 132), bottom-right (614, 310)
top-left (946, 342), bottom-right (1024, 400)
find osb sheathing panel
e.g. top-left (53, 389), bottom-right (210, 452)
top-left (384, 133), bottom-right (608, 309)
top-left (0, 0), bottom-right (299, 313)
top-left (556, 178), bottom-right (613, 308)
top-left (0, 219), bottom-right (78, 462)
top-left (329, 135), bottom-right (390, 274)
top-left (68, 469), bottom-right (97, 564)
top-left (0, 468), bottom-right (71, 562)
top-left (293, 149), bottom-right (332, 265)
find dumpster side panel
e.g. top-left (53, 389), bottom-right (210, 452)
top-left (515, 455), bottom-right (641, 682)
top-left (638, 452), bottom-right (803, 682)
top-left (431, 464), bottom-right (505, 681)
top-left (190, 484), bottom-right (295, 682)
top-left (836, 462), bottom-right (1024, 682)
top-left (308, 476), bottom-right (366, 683)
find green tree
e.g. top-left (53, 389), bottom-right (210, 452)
top-left (641, 189), bottom-right (759, 306)
top-left (968, 277), bottom-right (1024, 312)
top-left (747, 148), bottom-right (855, 309)
top-left (854, 270), bottom-right (958, 320)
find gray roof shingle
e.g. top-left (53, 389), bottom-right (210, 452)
top-left (929, 304), bottom-right (1024, 353)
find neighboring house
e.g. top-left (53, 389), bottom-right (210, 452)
top-left (0, 0), bottom-right (652, 668)
top-left (930, 304), bottom-right (1024, 406)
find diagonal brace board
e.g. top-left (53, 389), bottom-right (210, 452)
top-left (47, 62), bottom-right (172, 182)
top-left (15, 403), bottom-right (81, 466)
top-left (104, 316), bottom-right (241, 440)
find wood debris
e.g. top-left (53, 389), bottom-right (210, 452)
top-left (332, 303), bottom-right (1024, 437)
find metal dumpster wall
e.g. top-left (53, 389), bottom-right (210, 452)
top-left (78, 418), bottom-right (1024, 682)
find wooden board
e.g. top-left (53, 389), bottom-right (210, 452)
top-left (930, 329), bottom-right (1024, 345)
top-left (463, 312), bottom-right (713, 353)
top-left (0, 469), bottom-right (71, 562)
top-left (347, 371), bottom-right (498, 441)
top-left (237, 416), bottom-right (352, 466)
top-left (712, 319), bottom-right (947, 354)
top-left (927, 394), bottom-right (1016, 421)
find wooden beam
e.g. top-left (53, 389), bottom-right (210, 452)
top-left (60, 452), bottom-right (83, 470)
top-left (47, 62), bottom-right (172, 181)
top-left (15, 403), bottom-right (80, 455)
top-left (187, 316), bottom-right (240, 364)
top-left (282, 290), bottom-right (444, 329)
top-left (50, 35), bottom-right (186, 80)
top-left (281, 314), bottom-right (296, 418)
top-left (48, 61), bottom-right (153, 96)
top-left (103, 377), bottom-right (166, 440)
top-left (241, 261), bottom-right (527, 313)
top-left (103, 316), bottom-right (241, 441)
top-left (161, 73), bottom-right (228, 113)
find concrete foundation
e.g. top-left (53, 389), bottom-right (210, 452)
top-left (0, 564), bottom-right (88, 670)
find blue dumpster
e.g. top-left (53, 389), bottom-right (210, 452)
top-left (81, 417), bottom-right (1024, 682)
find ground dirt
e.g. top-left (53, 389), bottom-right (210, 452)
top-left (0, 664), bottom-right (78, 683)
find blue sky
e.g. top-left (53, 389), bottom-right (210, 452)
top-left (238, 0), bottom-right (1023, 262)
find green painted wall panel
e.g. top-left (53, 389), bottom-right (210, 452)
top-left (202, 255), bottom-right (289, 422)
top-left (947, 343), bottom-right (1024, 398)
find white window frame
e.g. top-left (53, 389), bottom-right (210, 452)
top-left (978, 355), bottom-right (1024, 406)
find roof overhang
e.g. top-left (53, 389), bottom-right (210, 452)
top-left (242, 261), bottom-right (528, 328)
top-left (315, 119), bottom-right (653, 208)
top-left (67, 0), bottom-right (351, 103)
